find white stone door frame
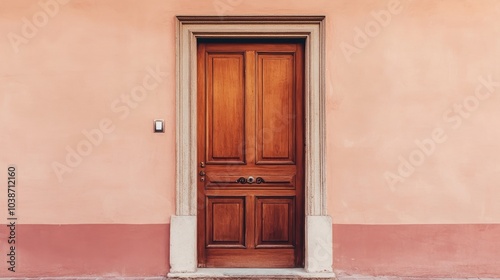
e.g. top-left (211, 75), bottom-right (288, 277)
top-left (170, 16), bottom-right (332, 276)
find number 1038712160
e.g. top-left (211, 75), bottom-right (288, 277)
top-left (8, 166), bottom-right (16, 217)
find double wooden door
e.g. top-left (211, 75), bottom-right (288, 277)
top-left (197, 40), bottom-right (304, 268)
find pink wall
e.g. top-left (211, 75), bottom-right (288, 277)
top-left (328, 0), bottom-right (500, 225)
top-left (1, 0), bottom-right (500, 277)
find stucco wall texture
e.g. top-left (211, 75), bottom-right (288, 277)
top-left (1, 0), bottom-right (500, 277)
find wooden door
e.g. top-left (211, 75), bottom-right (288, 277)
top-left (197, 40), bottom-right (304, 268)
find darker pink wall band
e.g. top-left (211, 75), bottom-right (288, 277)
top-left (333, 224), bottom-right (500, 277)
top-left (0, 224), bottom-right (169, 277)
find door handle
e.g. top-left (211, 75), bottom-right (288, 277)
top-left (235, 176), bottom-right (265, 184)
top-left (237, 177), bottom-right (247, 184)
top-left (247, 176), bottom-right (255, 184)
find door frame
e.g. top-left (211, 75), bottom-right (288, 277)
top-left (170, 15), bottom-right (332, 276)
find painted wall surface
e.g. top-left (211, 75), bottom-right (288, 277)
top-left (1, 0), bottom-right (500, 277)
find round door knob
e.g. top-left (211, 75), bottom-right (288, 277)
top-left (237, 177), bottom-right (246, 184)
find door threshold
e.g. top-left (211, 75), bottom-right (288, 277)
top-left (167, 268), bottom-right (336, 279)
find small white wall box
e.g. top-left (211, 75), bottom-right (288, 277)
top-left (154, 119), bottom-right (164, 133)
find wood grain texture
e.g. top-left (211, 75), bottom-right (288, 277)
top-left (256, 197), bottom-right (295, 248)
top-left (197, 40), bottom-right (304, 268)
top-left (206, 53), bottom-right (246, 164)
top-left (207, 197), bottom-right (245, 247)
top-left (257, 53), bottom-right (295, 164)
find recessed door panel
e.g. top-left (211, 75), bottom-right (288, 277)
top-left (206, 197), bottom-right (245, 248)
top-left (256, 197), bottom-right (295, 248)
top-left (257, 53), bottom-right (295, 164)
top-left (206, 53), bottom-right (246, 164)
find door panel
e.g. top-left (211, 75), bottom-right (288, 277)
top-left (206, 197), bottom-right (245, 248)
top-left (257, 53), bottom-right (295, 164)
top-left (255, 197), bottom-right (295, 248)
top-left (206, 53), bottom-right (246, 164)
top-left (197, 41), bottom-right (304, 268)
